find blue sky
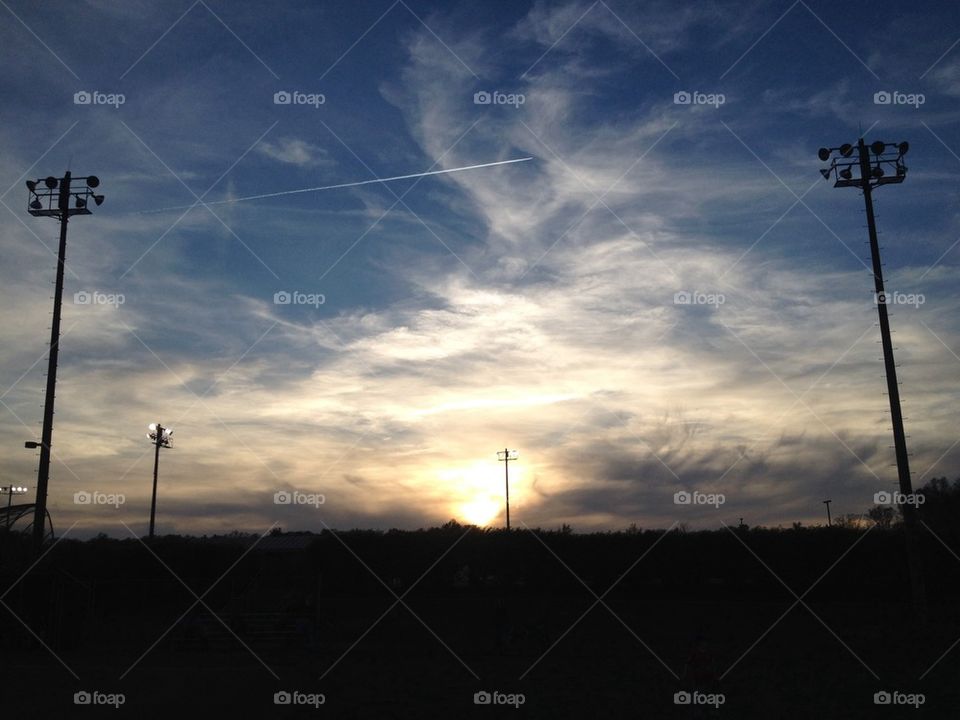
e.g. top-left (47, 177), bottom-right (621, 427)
top-left (0, 0), bottom-right (958, 536)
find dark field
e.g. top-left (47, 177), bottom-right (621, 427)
top-left (3, 526), bottom-right (960, 718)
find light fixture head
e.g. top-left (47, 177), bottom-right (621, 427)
top-left (898, 141), bottom-right (909, 156)
top-left (839, 143), bottom-right (854, 157)
top-left (872, 166), bottom-right (884, 178)
top-left (871, 140), bottom-right (886, 156)
top-left (30, 199), bottom-right (43, 210)
top-left (93, 194), bottom-right (105, 206)
top-left (25, 180), bottom-right (36, 192)
top-left (819, 168), bottom-right (831, 179)
top-left (86, 176), bottom-right (100, 188)
top-left (75, 197), bottom-right (86, 209)
top-left (818, 148), bottom-right (831, 161)
top-left (839, 168), bottom-right (853, 180)
top-left (44, 176), bottom-right (58, 189)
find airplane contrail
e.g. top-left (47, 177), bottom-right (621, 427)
top-left (143, 156), bottom-right (533, 213)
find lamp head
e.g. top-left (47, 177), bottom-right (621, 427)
top-left (818, 148), bottom-right (831, 161)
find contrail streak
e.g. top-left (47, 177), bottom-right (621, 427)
top-left (142, 156), bottom-right (533, 213)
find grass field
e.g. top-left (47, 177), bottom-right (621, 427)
top-left (3, 595), bottom-right (959, 718)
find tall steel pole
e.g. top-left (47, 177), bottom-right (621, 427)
top-left (33, 173), bottom-right (72, 552)
top-left (504, 448), bottom-right (511, 531)
top-left (820, 139), bottom-right (923, 618)
top-left (149, 423), bottom-right (163, 539)
top-left (25, 171), bottom-right (103, 552)
top-left (823, 499), bottom-right (832, 527)
top-left (856, 138), bottom-right (925, 619)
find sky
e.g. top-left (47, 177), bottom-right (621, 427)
top-left (0, 0), bottom-right (958, 537)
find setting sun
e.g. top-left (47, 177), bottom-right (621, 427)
top-left (458, 496), bottom-right (502, 526)
top-left (437, 460), bottom-right (517, 527)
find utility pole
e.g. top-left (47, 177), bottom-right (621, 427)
top-left (147, 423), bottom-right (173, 539)
top-left (497, 448), bottom-right (518, 530)
top-left (823, 499), bottom-right (832, 527)
top-left (25, 173), bottom-right (104, 552)
top-left (818, 139), bottom-right (925, 620)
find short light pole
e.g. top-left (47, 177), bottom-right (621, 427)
top-left (25, 172), bottom-right (104, 552)
top-left (818, 139), bottom-right (925, 620)
top-left (823, 499), bottom-right (832, 527)
top-left (147, 423), bottom-right (173, 538)
top-left (1, 485), bottom-right (30, 530)
top-left (496, 448), bottom-right (518, 530)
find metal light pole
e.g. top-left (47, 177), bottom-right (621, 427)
top-left (2, 485), bottom-right (30, 530)
top-left (147, 423), bottom-right (173, 539)
top-left (823, 499), bottom-right (832, 527)
top-left (25, 173), bottom-right (104, 552)
top-left (818, 139), bottom-right (925, 619)
top-left (496, 448), bottom-right (518, 530)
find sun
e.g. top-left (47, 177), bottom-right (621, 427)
top-left (437, 460), bottom-right (508, 527)
top-left (458, 496), bottom-right (502, 527)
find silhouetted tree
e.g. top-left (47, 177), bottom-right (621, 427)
top-left (867, 505), bottom-right (895, 529)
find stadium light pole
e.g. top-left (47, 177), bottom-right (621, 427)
top-left (497, 449), bottom-right (518, 530)
top-left (823, 499), bottom-right (832, 527)
top-left (147, 423), bottom-right (173, 539)
top-left (2, 485), bottom-right (30, 530)
top-left (25, 172), bottom-right (104, 552)
top-left (818, 138), bottom-right (925, 619)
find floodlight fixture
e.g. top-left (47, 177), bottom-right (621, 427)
top-left (23, 171), bottom-right (104, 552)
top-left (817, 136), bottom-right (924, 619)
